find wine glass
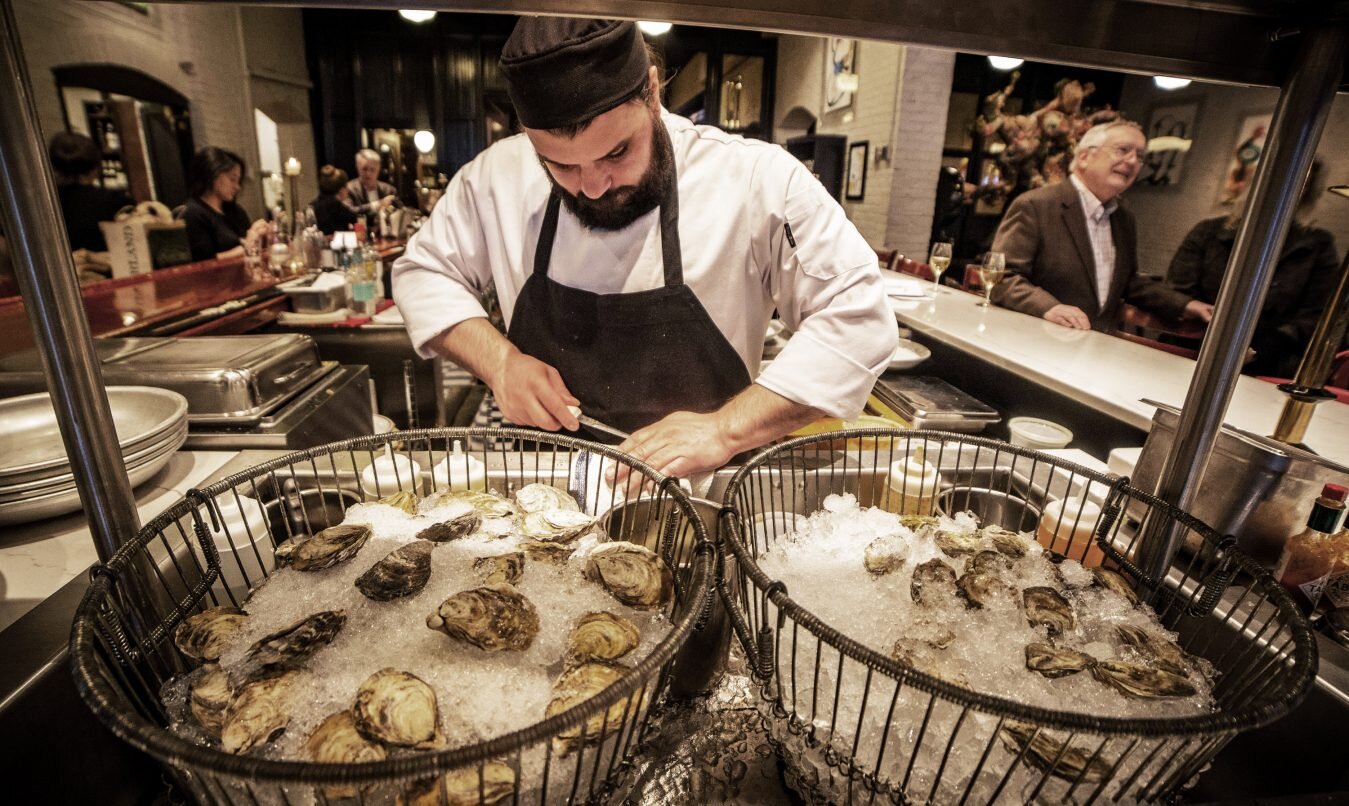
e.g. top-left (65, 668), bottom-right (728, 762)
top-left (927, 242), bottom-right (953, 287)
top-left (977, 251), bottom-right (1006, 308)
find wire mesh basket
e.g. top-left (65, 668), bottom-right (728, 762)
top-left (718, 429), bottom-right (1317, 805)
top-left (70, 427), bottom-right (714, 805)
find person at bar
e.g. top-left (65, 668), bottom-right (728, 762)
top-left (179, 147), bottom-right (268, 262)
top-left (1167, 157), bottom-right (1340, 377)
top-left (392, 17), bottom-right (896, 478)
top-left (990, 119), bottom-right (1214, 331)
top-left (49, 132), bottom-right (133, 253)
top-left (344, 149), bottom-right (400, 221)
top-left (309, 165), bottom-right (359, 235)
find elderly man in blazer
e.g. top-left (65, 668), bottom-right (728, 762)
top-left (990, 120), bottom-right (1214, 331)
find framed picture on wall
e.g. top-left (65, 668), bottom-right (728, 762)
top-left (846, 140), bottom-right (868, 201)
top-left (824, 38), bottom-right (857, 113)
top-left (1138, 101), bottom-right (1200, 187)
top-left (1218, 111), bottom-right (1272, 206)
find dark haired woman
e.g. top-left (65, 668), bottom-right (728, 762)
top-left (309, 165), bottom-right (359, 235)
top-left (180, 146), bottom-right (267, 262)
top-left (48, 132), bottom-right (134, 252)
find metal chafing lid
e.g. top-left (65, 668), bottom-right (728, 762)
top-left (873, 373), bottom-right (999, 422)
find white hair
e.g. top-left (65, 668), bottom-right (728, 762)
top-left (355, 148), bottom-right (381, 166)
top-left (1074, 119), bottom-right (1142, 156)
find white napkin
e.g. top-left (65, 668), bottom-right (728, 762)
top-left (882, 275), bottom-right (927, 298)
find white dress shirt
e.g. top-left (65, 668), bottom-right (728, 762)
top-left (1069, 174), bottom-right (1118, 311)
top-left (392, 111), bottom-right (896, 420)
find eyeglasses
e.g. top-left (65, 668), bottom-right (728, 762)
top-left (1089, 143), bottom-right (1145, 161)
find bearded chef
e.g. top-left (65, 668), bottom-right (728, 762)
top-left (392, 17), bottom-right (897, 479)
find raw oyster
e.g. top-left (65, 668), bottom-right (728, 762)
top-left (174, 606), bottom-right (248, 661)
top-left (1093, 567), bottom-right (1141, 607)
top-left (863, 533), bottom-right (908, 575)
top-left (304, 710), bottom-right (388, 797)
top-left (289, 524), bottom-right (371, 571)
top-left (189, 664), bottom-right (232, 737)
top-left (988, 526), bottom-right (1031, 558)
top-left (375, 490), bottom-right (419, 515)
top-left (967, 549), bottom-right (1012, 575)
top-left (890, 626), bottom-right (957, 677)
top-left (417, 511), bottom-right (481, 543)
top-left (567, 612), bottom-right (640, 664)
top-left (426, 584), bottom-right (540, 652)
top-left (520, 539), bottom-right (575, 566)
top-left (910, 558), bottom-right (958, 605)
top-left (1091, 659), bottom-right (1197, 699)
top-left (998, 720), bottom-right (1110, 783)
top-left (546, 661), bottom-right (642, 755)
top-left (514, 483), bottom-right (581, 515)
top-left (935, 528), bottom-right (983, 557)
top-left (957, 571), bottom-right (1016, 609)
top-left (353, 668), bottom-right (444, 748)
top-left (585, 541), bottom-right (673, 610)
top-left (1025, 643), bottom-right (1096, 678)
top-left (424, 489), bottom-right (516, 519)
top-left (898, 514), bottom-right (939, 531)
top-left (356, 541), bottom-right (434, 601)
top-left (274, 536), bottom-right (302, 566)
top-left (220, 671), bottom-right (298, 754)
top-left (473, 552), bottom-right (525, 586)
top-left (1024, 587), bottom-right (1076, 636)
top-left (1114, 625), bottom-right (1189, 677)
top-left (399, 761), bottom-right (516, 806)
top-left (520, 509), bottom-right (598, 544)
top-left (234, 610), bottom-right (346, 684)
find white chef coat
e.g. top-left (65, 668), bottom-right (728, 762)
top-left (391, 110), bottom-right (896, 420)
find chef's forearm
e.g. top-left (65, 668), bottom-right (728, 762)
top-left (715, 384), bottom-right (823, 455)
top-left (430, 317), bottom-right (515, 390)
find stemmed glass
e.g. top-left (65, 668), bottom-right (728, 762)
top-left (977, 251), bottom-right (1006, 308)
top-left (927, 241), bottom-right (953, 287)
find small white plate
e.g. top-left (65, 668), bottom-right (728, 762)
top-left (888, 338), bottom-right (931, 370)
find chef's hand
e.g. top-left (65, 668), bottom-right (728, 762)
top-left (490, 351), bottom-right (579, 432)
top-left (1183, 300), bottom-right (1214, 323)
top-left (1044, 304), bottom-right (1091, 330)
top-left (611, 411), bottom-right (736, 485)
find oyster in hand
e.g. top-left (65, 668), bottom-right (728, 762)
top-left (473, 552), bottom-right (524, 586)
top-left (1023, 587), bottom-right (1076, 636)
top-left (189, 664), bottom-right (232, 737)
top-left (1091, 659), bottom-right (1197, 699)
top-left (1025, 643), bottom-right (1096, 679)
top-left (427, 584), bottom-right (540, 652)
top-left (546, 662), bottom-right (642, 755)
top-left (514, 483), bottom-right (581, 515)
top-left (356, 541), bottom-right (434, 601)
top-left (399, 761), bottom-right (516, 806)
top-left (174, 606), bottom-right (248, 661)
top-left (520, 509), bottom-right (598, 544)
top-left (234, 610), bottom-right (346, 684)
top-left (220, 671), bottom-right (298, 754)
top-left (567, 612), bottom-right (641, 665)
top-left (863, 533), bottom-right (908, 575)
top-left (417, 511), bottom-right (481, 543)
top-left (585, 541), bottom-right (672, 610)
top-left (289, 524), bottom-right (372, 571)
top-left (353, 668), bottom-right (444, 748)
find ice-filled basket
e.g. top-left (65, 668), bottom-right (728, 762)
top-left (70, 427), bottom-right (713, 804)
top-left (717, 430), bottom-right (1316, 804)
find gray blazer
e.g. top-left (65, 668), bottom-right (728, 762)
top-left (989, 179), bottom-right (1191, 332)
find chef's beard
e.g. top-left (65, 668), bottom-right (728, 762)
top-left (546, 109), bottom-right (674, 232)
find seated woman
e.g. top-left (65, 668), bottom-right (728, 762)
top-left (1167, 158), bottom-right (1340, 378)
top-left (180, 147), bottom-right (267, 262)
top-left (309, 165), bottom-right (358, 235)
top-left (49, 132), bottom-right (134, 253)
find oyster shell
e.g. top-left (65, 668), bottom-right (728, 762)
top-left (376, 490), bottom-right (420, 515)
top-left (998, 720), bottom-right (1110, 783)
top-left (398, 761), bottom-right (516, 806)
top-left (174, 606), bottom-right (248, 661)
top-left (1113, 626), bottom-right (1190, 677)
top-left (520, 539), bottom-right (575, 566)
top-left (1025, 643), bottom-right (1096, 678)
top-left (274, 536), bottom-right (302, 566)
top-left (910, 558), bottom-right (958, 605)
top-left (514, 483), bottom-right (581, 515)
top-left (356, 541), bottom-right (434, 601)
top-left (935, 528), bottom-right (983, 557)
top-left (546, 661), bottom-right (642, 755)
top-left (1093, 567), bottom-right (1141, 607)
top-left (289, 524), bottom-right (371, 571)
top-left (863, 533), bottom-right (908, 575)
top-left (987, 526), bottom-right (1030, 558)
top-left (304, 710), bottom-right (388, 798)
top-left (417, 511), bottom-right (481, 543)
top-left (1024, 587), bottom-right (1076, 636)
top-left (967, 549), bottom-right (1012, 575)
top-left (567, 612), bottom-right (640, 664)
top-left (890, 626), bottom-right (958, 677)
top-left (473, 552), bottom-right (525, 586)
top-left (220, 671), bottom-right (298, 754)
top-left (353, 668), bottom-right (445, 748)
top-left (957, 571), bottom-right (1016, 609)
top-left (585, 541), bottom-right (673, 610)
top-left (1090, 659), bottom-right (1197, 698)
top-left (898, 514), bottom-right (940, 531)
top-left (234, 610), bottom-right (346, 684)
top-left (520, 509), bottom-right (598, 544)
top-left (426, 584), bottom-right (540, 652)
top-left (424, 489), bottom-right (516, 519)
top-left (189, 664), bottom-right (232, 737)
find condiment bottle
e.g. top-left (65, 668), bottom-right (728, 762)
top-left (1037, 497), bottom-right (1105, 567)
top-left (1274, 483), bottom-right (1348, 614)
top-left (887, 447), bottom-right (940, 516)
top-left (432, 440), bottom-right (487, 491)
top-left (361, 447), bottom-right (422, 497)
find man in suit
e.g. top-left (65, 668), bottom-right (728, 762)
top-left (990, 120), bottom-right (1214, 331)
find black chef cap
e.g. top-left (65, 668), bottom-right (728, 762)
top-left (501, 17), bottom-right (650, 130)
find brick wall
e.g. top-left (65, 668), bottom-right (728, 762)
top-left (885, 47), bottom-right (955, 259)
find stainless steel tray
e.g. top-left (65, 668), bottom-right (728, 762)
top-left (872, 373), bottom-right (1000, 432)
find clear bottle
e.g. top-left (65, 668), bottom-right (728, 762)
top-left (348, 222), bottom-right (379, 315)
top-left (1273, 483), bottom-right (1348, 614)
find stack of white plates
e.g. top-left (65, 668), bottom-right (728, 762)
top-left (0, 386), bottom-right (189, 526)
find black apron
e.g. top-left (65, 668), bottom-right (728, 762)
top-left (506, 170), bottom-right (752, 442)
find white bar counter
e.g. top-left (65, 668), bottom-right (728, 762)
top-left (884, 272), bottom-right (1349, 465)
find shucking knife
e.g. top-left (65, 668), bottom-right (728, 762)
top-left (566, 405), bottom-right (629, 442)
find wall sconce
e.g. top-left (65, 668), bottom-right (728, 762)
top-left (414, 130), bottom-right (436, 154)
top-left (1153, 76), bottom-right (1192, 90)
top-left (637, 21), bottom-right (672, 36)
top-left (399, 9), bottom-right (436, 23)
top-left (835, 73), bottom-right (860, 94)
top-left (988, 56), bottom-right (1024, 71)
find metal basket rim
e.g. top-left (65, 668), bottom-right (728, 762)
top-left (720, 428), bottom-right (1319, 739)
top-left (69, 427), bottom-right (716, 785)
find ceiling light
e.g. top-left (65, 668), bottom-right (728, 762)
top-left (637, 21), bottom-right (672, 36)
top-left (988, 56), bottom-right (1024, 71)
top-left (1153, 76), bottom-right (1192, 90)
top-left (399, 9), bottom-right (436, 23)
top-left (414, 130), bottom-right (436, 154)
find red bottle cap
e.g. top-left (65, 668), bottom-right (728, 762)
top-left (1322, 483), bottom-right (1348, 503)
